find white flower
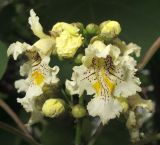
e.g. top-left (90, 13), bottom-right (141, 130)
top-left (67, 41), bottom-right (141, 98)
top-left (66, 40), bottom-right (141, 124)
top-left (16, 57), bottom-right (59, 122)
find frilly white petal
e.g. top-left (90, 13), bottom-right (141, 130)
top-left (65, 65), bottom-right (95, 96)
top-left (7, 41), bottom-right (31, 60)
top-left (113, 70), bottom-right (141, 98)
top-left (65, 72), bottom-right (80, 95)
top-left (17, 85), bottom-right (43, 113)
top-left (87, 97), bottom-right (122, 125)
top-left (15, 79), bottom-right (29, 93)
top-left (73, 65), bottom-right (95, 96)
top-left (25, 85), bottom-right (43, 98)
top-left (83, 41), bottom-right (121, 66)
top-left (126, 43), bottom-right (141, 57)
top-left (28, 9), bottom-right (49, 38)
top-left (40, 56), bottom-right (60, 84)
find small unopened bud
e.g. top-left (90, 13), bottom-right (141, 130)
top-left (100, 20), bottom-right (121, 38)
top-left (74, 53), bottom-right (84, 64)
top-left (72, 104), bottom-right (86, 118)
top-left (42, 98), bottom-right (65, 118)
top-left (86, 23), bottom-right (100, 35)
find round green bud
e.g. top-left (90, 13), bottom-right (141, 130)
top-left (74, 53), bottom-right (84, 64)
top-left (42, 98), bottom-right (65, 118)
top-left (100, 20), bottom-right (121, 38)
top-left (72, 104), bottom-right (86, 118)
top-left (86, 23), bottom-right (100, 35)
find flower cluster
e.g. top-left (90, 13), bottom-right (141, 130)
top-left (7, 9), bottom-right (83, 124)
top-left (7, 9), bottom-right (154, 142)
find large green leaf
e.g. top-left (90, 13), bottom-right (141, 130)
top-left (0, 41), bottom-right (8, 79)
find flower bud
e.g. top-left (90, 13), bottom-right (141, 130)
top-left (86, 23), bottom-right (100, 35)
top-left (51, 22), bottom-right (83, 58)
top-left (74, 53), bottom-right (84, 64)
top-left (42, 98), bottom-right (65, 118)
top-left (100, 20), bottom-right (121, 38)
top-left (71, 104), bottom-right (86, 118)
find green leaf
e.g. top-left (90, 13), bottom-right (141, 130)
top-left (0, 41), bottom-right (8, 79)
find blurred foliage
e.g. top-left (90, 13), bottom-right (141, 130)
top-left (0, 0), bottom-right (160, 145)
top-left (0, 41), bottom-right (8, 79)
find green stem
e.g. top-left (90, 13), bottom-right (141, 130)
top-left (61, 89), bottom-right (72, 105)
top-left (74, 96), bottom-right (84, 145)
top-left (75, 119), bottom-right (82, 145)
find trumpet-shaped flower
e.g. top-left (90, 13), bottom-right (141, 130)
top-left (66, 40), bottom-right (141, 124)
top-left (15, 56), bottom-right (59, 124)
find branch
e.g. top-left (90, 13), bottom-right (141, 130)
top-left (0, 99), bottom-right (32, 139)
top-left (137, 37), bottom-right (160, 71)
top-left (0, 121), bottom-right (40, 145)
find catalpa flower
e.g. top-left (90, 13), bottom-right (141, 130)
top-left (15, 56), bottom-right (59, 124)
top-left (66, 40), bottom-right (141, 124)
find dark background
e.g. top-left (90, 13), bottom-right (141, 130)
top-left (0, 0), bottom-right (160, 145)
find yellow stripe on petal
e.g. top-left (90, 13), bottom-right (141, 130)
top-left (101, 69), bottom-right (115, 95)
top-left (92, 81), bottom-right (101, 95)
top-left (31, 71), bottom-right (45, 85)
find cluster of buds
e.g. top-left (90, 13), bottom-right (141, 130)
top-left (7, 9), bottom-right (154, 142)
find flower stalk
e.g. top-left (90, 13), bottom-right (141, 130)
top-left (75, 119), bottom-right (82, 145)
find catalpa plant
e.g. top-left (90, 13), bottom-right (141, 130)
top-left (7, 9), bottom-right (155, 144)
